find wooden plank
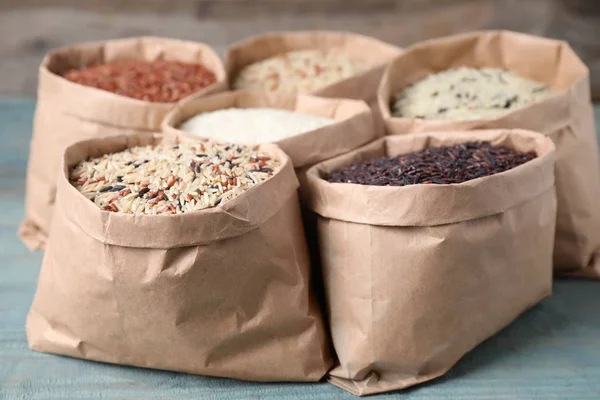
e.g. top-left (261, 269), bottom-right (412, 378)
top-left (1, 99), bottom-right (600, 399)
top-left (0, 0), bottom-right (468, 14)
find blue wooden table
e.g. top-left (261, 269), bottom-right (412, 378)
top-left (2, 98), bottom-right (600, 399)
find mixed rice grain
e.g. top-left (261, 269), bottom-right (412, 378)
top-left (392, 67), bottom-right (554, 120)
top-left (233, 49), bottom-right (366, 93)
top-left (70, 143), bottom-right (280, 215)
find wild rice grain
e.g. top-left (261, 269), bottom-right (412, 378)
top-left (70, 142), bottom-right (280, 215)
top-left (392, 67), bottom-right (554, 120)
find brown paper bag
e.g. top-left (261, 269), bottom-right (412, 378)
top-left (161, 90), bottom-right (374, 176)
top-left (26, 133), bottom-right (331, 381)
top-left (19, 36), bottom-right (227, 251)
top-left (377, 30), bottom-right (600, 277)
top-left (306, 129), bottom-right (556, 395)
top-left (161, 90), bottom-right (376, 328)
top-left (225, 30), bottom-right (402, 134)
top-left (225, 31), bottom-right (402, 103)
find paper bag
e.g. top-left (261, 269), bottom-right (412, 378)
top-left (162, 90), bottom-right (376, 322)
top-left (161, 90), bottom-right (374, 179)
top-left (225, 31), bottom-right (402, 134)
top-left (377, 30), bottom-right (600, 277)
top-left (19, 36), bottom-right (227, 251)
top-left (26, 133), bottom-right (331, 382)
top-left (306, 129), bottom-right (556, 395)
top-left (225, 31), bottom-right (401, 103)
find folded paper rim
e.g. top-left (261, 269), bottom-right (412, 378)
top-left (161, 90), bottom-right (375, 168)
top-left (57, 132), bottom-right (299, 248)
top-left (306, 129), bottom-right (556, 227)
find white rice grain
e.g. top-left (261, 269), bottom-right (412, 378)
top-left (179, 107), bottom-right (334, 143)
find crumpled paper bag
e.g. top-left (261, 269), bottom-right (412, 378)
top-left (306, 129), bottom-right (556, 395)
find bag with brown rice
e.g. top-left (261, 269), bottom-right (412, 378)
top-left (26, 132), bottom-right (331, 381)
top-left (225, 31), bottom-right (402, 133)
top-left (19, 36), bottom-right (227, 251)
top-left (306, 129), bottom-right (556, 395)
top-left (377, 30), bottom-right (600, 277)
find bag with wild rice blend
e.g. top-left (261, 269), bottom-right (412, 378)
top-left (225, 31), bottom-right (402, 104)
top-left (306, 129), bottom-right (556, 396)
top-left (377, 30), bottom-right (600, 277)
top-left (19, 36), bottom-right (227, 251)
top-left (26, 133), bottom-right (331, 381)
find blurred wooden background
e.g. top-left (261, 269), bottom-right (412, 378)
top-left (1, 0), bottom-right (599, 97)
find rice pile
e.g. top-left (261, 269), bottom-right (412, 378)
top-left (70, 143), bottom-right (280, 215)
top-left (233, 49), bottom-right (366, 93)
top-left (179, 108), bottom-right (334, 143)
top-left (392, 67), bottom-right (554, 120)
top-left (61, 60), bottom-right (217, 102)
top-left (327, 141), bottom-right (536, 186)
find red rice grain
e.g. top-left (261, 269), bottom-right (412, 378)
top-left (61, 60), bottom-right (217, 102)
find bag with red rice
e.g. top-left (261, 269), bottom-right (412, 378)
top-left (306, 129), bottom-right (557, 395)
top-left (377, 30), bottom-right (600, 277)
top-left (26, 133), bottom-right (331, 381)
top-left (19, 36), bottom-right (227, 251)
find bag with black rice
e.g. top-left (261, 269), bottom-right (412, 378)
top-left (306, 129), bottom-right (556, 395)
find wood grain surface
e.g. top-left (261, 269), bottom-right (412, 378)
top-left (1, 99), bottom-right (600, 399)
top-left (0, 0), bottom-right (558, 97)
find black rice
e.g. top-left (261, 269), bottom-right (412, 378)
top-left (327, 142), bottom-right (536, 186)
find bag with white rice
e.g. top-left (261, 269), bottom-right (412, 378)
top-left (162, 90), bottom-right (376, 307)
top-left (161, 90), bottom-right (375, 189)
top-left (377, 30), bottom-right (600, 277)
top-left (19, 36), bottom-right (227, 251)
top-left (26, 132), bottom-right (331, 381)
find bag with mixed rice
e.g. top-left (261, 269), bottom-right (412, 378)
top-left (26, 132), bottom-right (331, 381)
top-left (377, 30), bottom-right (600, 276)
top-left (306, 129), bottom-right (556, 395)
top-left (20, 36), bottom-right (227, 251)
